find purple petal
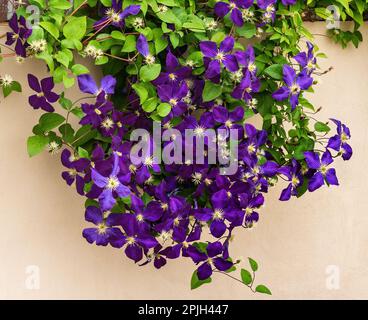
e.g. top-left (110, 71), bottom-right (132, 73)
top-left (283, 65), bottom-right (296, 87)
top-left (325, 168), bottom-right (339, 186)
top-left (125, 244), bottom-right (143, 262)
top-left (230, 8), bottom-right (244, 26)
top-left (272, 87), bottom-right (290, 101)
top-left (137, 34), bottom-right (149, 57)
top-left (27, 74), bottom-right (41, 92)
top-left (304, 151), bottom-right (321, 169)
top-left (200, 41), bottom-right (218, 58)
top-left (78, 74), bottom-right (99, 95)
top-left (223, 54), bottom-right (238, 72)
top-left (210, 220), bottom-right (227, 238)
top-left (197, 262), bottom-right (212, 280)
top-left (101, 75), bottom-right (117, 95)
top-left (308, 172), bottom-right (324, 192)
top-left (205, 60), bottom-right (221, 79)
top-left (220, 36), bottom-right (235, 53)
top-left (207, 241), bottom-right (223, 257)
top-left (85, 206), bottom-right (103, 225)
top-left (213, 257), bottom-right (233, 271)
top-left (214, 2), bottom-right (230, 17)
top-left (91, 169), bottom-right (108, 188)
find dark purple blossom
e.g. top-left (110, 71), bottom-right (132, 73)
top-left (91, 152), bottom-right (131, 210)
top-left (232, 71), bottom-right (260, 102)
top-left (294, 42), bottom-right (316, 74)
top-left (27, 74), bottom-right (59, 112)
top-left (304, 150), bottom-right (339, 192)
top-left (153, 51), bottom-right (192, 85)
top-left (77, 74), bottom-right (116, 95)
top-left (278, 159), bottom-right (303, 201)
top-left (6, 13), bottom-right (31, 57)
top-left (200, 37), bottom-right (238, 81)
top-left (214, 0), bottom-right (253, 26)
top-left (187, 241), bottom-right (233, 280)
top-left (118, 214), bottom-right (158, 263)
top-left (80, 92), bottom-right (114, 128)
top-left (157, 82), bottom-right (189, 117)
top-left (94, 1), bottom-right (140, 29)
top-left (235, 46), bottom-right (257, 77)
top-left (272, 65), bottom-right (313, 110)
top-left (61, 149), bottom-right (90, 195)
top-left (194, 189), bottom-right (241, 238)
top-left (327, 119), bottom-right (352, 161)
top-left (82, 206), bottom-right (125, 247)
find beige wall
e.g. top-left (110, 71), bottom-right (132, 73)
top-left (0, 22), bottom-right (367, 300)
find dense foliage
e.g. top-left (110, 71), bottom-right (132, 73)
top-left (0, 0), bottom-right (360, 293)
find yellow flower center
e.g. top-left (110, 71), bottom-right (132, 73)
top-left (106, 176), bottom-right (120, 190)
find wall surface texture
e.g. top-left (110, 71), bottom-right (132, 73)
top-left (0, 22), bottom-right (367, 300)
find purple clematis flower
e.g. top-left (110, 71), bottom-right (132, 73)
top-left (212, 106), bottom-right (244, 137)
top-left (294, 42), bottom-right (316, 74)
top-left (257, 0), bottom-right (277, 24)
top-left (187, 241), bottom-right (233, 280)
top-left (153, 51), bottom-right (192, 85)
top-left (27, 74), bottom-right (59, 112)
top-left (137, 34), bottom-right (156, 64)
top-left (61, 149), bottom-right (90, 195)
top-left (304, 150), bottom-right (339, 192)
top-left (6, 13), bottom-right (31, 57)
top-left (157, 82), bottom-right (189, 117)
top-left (82, 206), bottom-right (125, 247)
top-left (214, 0), bottom-right (253, 26)
top-left (272, 65), bottom-right (313, 110)
top-left (327, 119), bottom-right (352, 161)
top-left (80, 92), bottom-right (114, 128)
top-left (235, 46), bottom-right (257, 77)
top-left (91, 152), bottom-right (131, 210)
top-left (278, 159), bottom-right (303, 201)
top-left (232, 71), bottom-right (260, 102)
top-left (94, 1), bottom-right (140, 29)
top-left (200, 37), bottom-right (238, 81)
top-left (194, 189), bottom-right (241, 238)
top-left (77, 74), bottom-right (116, 96)
top-left (118, 214), bottom-right (158, 263)
top-left (164, 225), bottom-right (202, 259)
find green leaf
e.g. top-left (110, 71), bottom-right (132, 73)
top-left (39, 21), bottom-right (60, 40)
top-left (140, 64), bottom-right (161, 82)
top-left (132, 83), bottom-right (148, 104)
top-left (111, 30), bottom-right (125, 40)
top-left (71, 64), bottom-right (90, 76)
top-left (157, 103), bottom-right (171, 117)
top-left (122, 35), bottom-right (137, 52)
top-left (264, 64), bottom-right (283, 80)
top-left (202, 81), bottom-right (221, 102)
top-left (314, 122), bottom-right (330, 133)
top-left (142, 97), bottom-right (158, 113)
top-left (39, 113), bottom-right (65, 132)
top-left (255, 285), bottom-right (272, 295)
top-left (27, 135), bottom-right (49, 157)
top-left (236, 23), bottom-right (256, 38)
top-left (240, 269), bottom-right (252, 285)
top-left (63, 16), bottom-right (87, 40)
top-left (190, 271), bottom-right (212, 290)
top-left (248, 257), bottom-right (258, 272)
top-left (49, 0), bottom-right (72, 9)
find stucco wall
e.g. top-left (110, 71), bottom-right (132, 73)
top-left (0, 22), bottom-right (367, 299)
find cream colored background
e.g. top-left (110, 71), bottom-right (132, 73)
top-left (0, 22), bottom-right (367, 300)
